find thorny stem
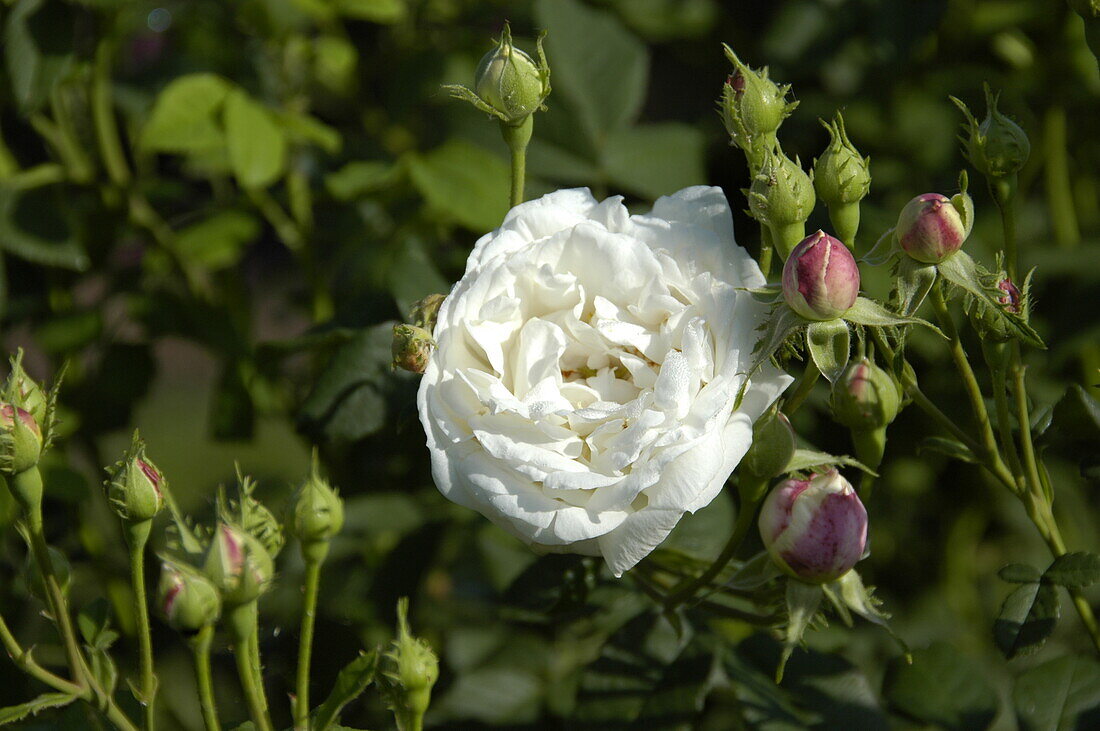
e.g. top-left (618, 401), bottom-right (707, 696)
top-left (189, 625), bottom-right (221, 731)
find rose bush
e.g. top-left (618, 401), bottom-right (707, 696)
top-left (418, 186), bottom-right (791, 575)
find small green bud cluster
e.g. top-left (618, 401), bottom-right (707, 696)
top-left (393, 294), bottom-right (446, 374)
top-left (719, 46), bottom-right (798, 168)
top-left (380, 598), bottom-right (439, 731)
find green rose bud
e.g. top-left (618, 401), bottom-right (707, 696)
top-left (104, 433), bottom-right (165, 523)
top-left (444, 23), bottom-right (551, 126)
top-left (969, 275), bottom-right (1026, 346)
top-left (392, 324), bottom-right (434, 374)
top-left (203, 522), bottom-right (274, 606)
top-left (408, 293), bottom-right (446, 334)
top-left (830, 358), bottom-right (900, 432)
top-left (289, 455), bottom-right (344, 559)
top-left (719, 46), bottom-right (798, 165)
top-left (951, 84), bottom-right (1030, 181)
top-left (380, 598), bottom-right (439, 731)
top-left (742, 408), bottom-right (797, 481)
top-left (0, 403), bottom-right (42, 476)
top-left (813, 113), bottom-right (870, 248)
top-left (1, 352), bottom-right (48, 427)
top-left (158, 558), bottom-right (221, 633)
top-left (745, 146), bottom-right (816, 259)
top-left (25, 544), bottom-right (71, 602)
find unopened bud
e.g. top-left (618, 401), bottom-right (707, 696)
top-left (289, 455), bottom-right (344, 557)
top-left (970, 275), bottom-right (1025, 344)
top-left (105, 434), bottom-right (165, 523)
top-left (719, 46), bottom-right (798, 160)
top-left (742, 409), bottom-right (797, 480)
top-left (896, 192), bottom-right (972, 264)
top-left (830, 359), bottom-right (900, 432)
top-left (408, 294), bottom-right (446, 333)
top-left (952, 84), bottom-right (1030, 181)
top-left (2, 352), bottom-right (48, 427)
top-left (782, 231), bottom-right (860, 321)
top-left (758, 470), bottom-right (867, 583)
top-left (746, 146), bottom-right (816, 258)
top-left (158, 558), bottom-right (221, 632)
top-left (0, 404), bottom-right (42, 476)
top-left (445, 24), bottom-right (550, 126)
top-left (203, 522), bottom-right (274, 605)
top-left (813, 114), bottom-right (870, 247)
top-left (392, 324), bottom-right (434, 374)
top-left (380, 598), bottom-right (439, 731)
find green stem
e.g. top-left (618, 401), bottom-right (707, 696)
top-left (227, 603), bottom-right (273, 731)
top-left (758, 226), bottom-right (774, 280)
top-left (188, 626), bottom-right (221, 731)
top-left (1042, 106), bottom-right (1079, 248)
top-left (92, 41), bottom-right (131, 187)
top-left (294, 556), bottom-right (324, 730)
top-left (929, 282), bottom-right (1015, 488)
top-left (664, 489), bottom-right (762, 608)
top-left (247, 187), bottom-right (304, 251)
top-left (771, 221), bottom-right (806, 261)
top-left (0, 611), bottom-right (85, 695)
top-left (990, 177), bottom-right (1019, 281)
top-left (1010, 354), bottom-right (1045, 502)
top-left (989, 362), bottom-right (1025, 495)
top-left (500, 116), bottom-right (533, 208)
top-left (125, 521), bottom-right (156, 731)
top-left (782, 361), bottom-right (820, 417)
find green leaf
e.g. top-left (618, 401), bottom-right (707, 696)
top-left (276, 109), bottom-right (342, 154)
top-left (1044, 552), bottom-right (1100, 589)
top-left (388, 235), bottom-right (451, 317)
top-left (892, 254), bottom-right (938, 315)
top-left (777, 580), bottom-right (823, 683)
top-left (0, 188), bottom-right (88, 270)
top-left (845, 296), bottom-right (943, 335)
top-left (994, 582), bottom-right (1060, 659)
top-left (175, 210), bottom-right (260, 270)
top-left (883, 643), bottom-right (997, 731)
top-left (998, 563), bottom-right (1042, 584)
top-left (224, 90), bottom-right (288, 189)
top-left (786, 448), bottom-right (878, 476)
top-left (917, 436), bottom-right (979, 464)
top-left (836, 570), bottom-right (909, 657)
top-left (602, 123), bottom-right (706, 199)
top-left (573, 609), bottom-right (693, 723)
top-left (3, 0), bottom-right (76, 113)
top-left (77, 599), bottom-right (119, 652)
top-left (405, 140), bottom-right (510, 232)
top-left (0, 692), bottom-right (78, 725)
top-left (1013, 654), bottom-right (1100, 731)
top-left (536, 0), bottom-right (649, 144)
top-left (737, 305), bottom-right (803, 407)
top-left (332, 0), bottom-right (406, 23)
top-left (297, 323), bottom-right (414, 443)
top-left (312, 649), bottom-right (379, 731)
top-left (325, 161), bottom-right (399, 201)
top-left (805, 319), bottom-right (851, 384)
top-left (140, 74), bottom-right (232, 153)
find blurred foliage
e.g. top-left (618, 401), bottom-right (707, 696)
top-left (0, 0), bottom-right (1099, 728)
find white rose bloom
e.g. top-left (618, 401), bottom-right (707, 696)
top-left (418, 187), bottom-right (792, 576)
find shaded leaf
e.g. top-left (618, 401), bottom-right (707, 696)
top-left (3, 0), bottom-right (76, 113)
top-left (883, 643), bottom-right (996, 731)
top-left (175, 210), bottom-right (259, 270)
top-left (845, 296), bottom-right (942, 335)
top-left (917, 436), bottom-right (980, 464)
top-left (785, 449), bottom-right (878, 476)
top-left (536, 0), bottom-right (649, 144)
top-left (313, 649), bottom-right (379, 731)
top-left (602, 123), bottom-right (705, 199)
top-left (325, 161), bottom-right (399, 201)
top-left (994, 582), bottom-right (1060, 659)
top-left (1013, 654), bottom-right (1100, 731)
top-left (405, 140), bottom-right (509, 232)
top-left (805, 319), bottom-right (850, 384)
top-left (1044, 552), bottom-right (1100, 589)
top-left (0, 693), bottom-right (78, 725)
top-left (777, 580), bottom-right (822, 683)
top-left (0, 188), bottom-right (88, 270)
top-left (998, 563), bottom-right (1042, 584)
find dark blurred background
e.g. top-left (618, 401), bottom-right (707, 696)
top-left (1, 0), bottom-right (1099, 728)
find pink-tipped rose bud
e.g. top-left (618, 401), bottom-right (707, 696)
top-left (782, 230), bottom-right (860, 321)
top-left (758, 470), bottom-right (868, 583)
top-left (0, 403), bottom-right (43, 476)
top-left (896, 193), bottom-right (970, 264)
top-left (996, 278), bottom-right (1021, 314)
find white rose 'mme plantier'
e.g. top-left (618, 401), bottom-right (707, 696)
top-left (418, 187), bottom-right (792, 576)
